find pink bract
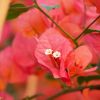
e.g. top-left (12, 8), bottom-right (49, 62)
top-left (35, 28), bottom-right (97, 82)
top-left (35, 28), bottom-right (73, 81)
top-left (0, 47), bottom-right (26, 89)
top-left (82, 33), bottom-right (100, 63)
top-left (13, 9), bottom-right (49, 37)
top-left (12, 33), bottom-right (38, 74)
top-left (65, 45), bottom-right (93, 77)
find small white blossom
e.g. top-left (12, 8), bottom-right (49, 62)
top-left (45, 49), bottom-right (53, 55)
top-left (53, 51), bottom-right (61, 58)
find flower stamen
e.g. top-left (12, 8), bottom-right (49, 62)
top-left (53, 51), bottom-right (61, 58)
top-left (45, 49), bottom-right (53, 55)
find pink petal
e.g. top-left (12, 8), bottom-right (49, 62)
top-left (35, 28), bottom-right (73, 79)
top-left (73, 45), bottom-right (93, 69)
top-left (83, 33), bottom-right (100, 63)
top-left (84, 66), bottom-right (98, 72)
top-left (65, 45), bottom-right (93, 77)
top-left (0, 47), bottom-right (27, 84)
top-left (12, 34), bottom-right (38, 71)
top-left (59, 18), bottom-right (82, 38)
top-left (13, 9), bottom-right (49, 37)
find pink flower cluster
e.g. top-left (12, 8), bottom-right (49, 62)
top-left (0, 0), bottom-right (100, 93)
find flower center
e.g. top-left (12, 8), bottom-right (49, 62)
top-left (68, 64), bottom-right (83, 77)
top-left (45, 49), bottom-right (53, 55)
top-left (45, 49), bottom-right (61, 69)
top-left (53, 51), bottom-right (61, 58)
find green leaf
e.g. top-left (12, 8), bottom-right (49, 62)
top-left (45, 73), bottom-right (55, 80)
top-left (77, 75), bottom-right (100, 85)
top-left (84, 29), bottom-right (100, 34)
top-left (41, 4), bottom-right (60, 11)
top-left (6, 84), bottom-right (17, 100)
top-left (7, 4), bottom-right (33, 20)
top-left (0, 35), bottom-right (14, 51)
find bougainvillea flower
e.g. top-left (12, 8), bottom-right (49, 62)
top-left (58, 4), bottom-right (99, 63)
top-left (38, 0), bottom-right (65, 21)
top-left (37, 0), bottom-right (81, 23)
top-left (82, 33), bottom-right (100, 63)
top-left (58, 17), bottom-right (82, 38)
top-left (35, 28), bottom-right (97, 82)
top-left (0, 92), bottom-right (14, 100)
top-left (65, 45), bottom-right (97, 77)
top-left (13, 8), bottom-right (50, 37)
top-left (35, 28), bottom-right (73, 81)
top-left (12, 33), bottom-right (38, 74)
top-left (58, 4), bottom-right (98, 30)
top-left (0, 47), bottom-right (27, 90)
top-left (13, 0), bottom-right (65, 36)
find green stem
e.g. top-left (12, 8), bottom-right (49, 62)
top-left (33, 0), bottom-right (76, 43)
top-left (10, 5), bottom-right (34, 9)
top-left (75, 15), bottom-right (100, 41)
top-left (47, 85), bottom-right (100, 100)
top-left (22, 94), bottom-right (43, 100)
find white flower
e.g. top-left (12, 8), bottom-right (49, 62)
top-left (45, 49), bottom-right (53, 55)
top-left (53, 51), bottom-right (61, 58)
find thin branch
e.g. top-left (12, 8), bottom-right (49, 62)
top-left (47, 85), bottom-right (100, 100)
top-left (75, 15), bottom-right (100, 41)
top-left (22, 93), bottom-right (43, 100)
top-left (10, 5), bottom-right (34, 9)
